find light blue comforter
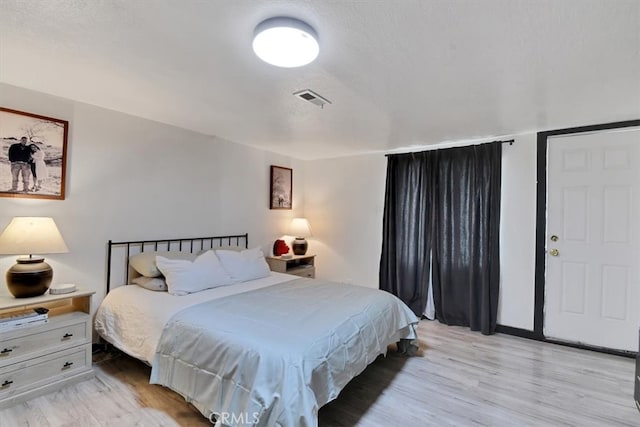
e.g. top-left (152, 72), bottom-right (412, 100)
top-left (150, 278), bottom-right (418, 427)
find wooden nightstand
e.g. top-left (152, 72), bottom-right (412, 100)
top-left (266, 254), bottom-right (316, 278)
top-left (0, 289), bottom-right (95, 409)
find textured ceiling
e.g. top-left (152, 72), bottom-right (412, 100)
top-left (0, 0), bottom-right (639, 160)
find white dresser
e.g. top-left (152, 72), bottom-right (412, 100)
top-left (0, 289), bottom-right (94, 409)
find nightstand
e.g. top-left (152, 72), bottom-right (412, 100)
top-left (266, 254), bottom-right (315, 278)
top-left (0, 289), bottom-right (95, 409)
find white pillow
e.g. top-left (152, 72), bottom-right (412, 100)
top-left (156, 250), bottom-right (234, 295)
top-left (216, 247), bottom-right (271, 282)
top-left (131, 276), bottom-right (168, 292)
top-left (197, 246), bottom-right (245, 255)
top-left (129, 251), bottom-right (197, 277)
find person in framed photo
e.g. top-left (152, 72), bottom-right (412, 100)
top-left (0, 107), bottom-right (68, 199)
top-left (8, 136), bottom-right (32, 192)
top-left (270, 165), bottom-right (292, 209)
top-left (29, 144), bottom-right (48, 192)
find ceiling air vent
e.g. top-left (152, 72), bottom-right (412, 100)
top-left (293, 89), bottom-right (331, 108)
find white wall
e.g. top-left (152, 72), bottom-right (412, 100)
top-left (304, 135), bottom-right (538, 330)
top-left (303, 154), bottom-right (388, 287)
top-left (0, 83), bottom-right (301, 308)
top-left (498, 134), bottom-right (537, 330)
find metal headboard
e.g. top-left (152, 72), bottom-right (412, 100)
top-left (106, 233), bottom-right (249, 293)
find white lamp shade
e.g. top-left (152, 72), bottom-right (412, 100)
top-left (253, 17), bottom-right (319, 67)
top-left (0, 217), bottom-right (69, 255)
top-left (289, 218), bottom-right (312, 238)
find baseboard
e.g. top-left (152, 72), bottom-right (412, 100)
top-left (496, 324), bottom-right (637, 359)
top-left (543, 338), bottom-right (636, 359)
top-left (495, 324), bottom-right (543, 340)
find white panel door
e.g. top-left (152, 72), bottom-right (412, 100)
top-left (545, 127), bottom-right (640, 351)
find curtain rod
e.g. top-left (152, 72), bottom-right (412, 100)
top-left (496, 139), bottom-right (515, 145)
top-left (384, 139), bottom-right (515, 157)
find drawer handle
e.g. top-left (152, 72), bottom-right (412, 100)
top-left (62, 333), bottom-right (73, 339)
top-left (1, 380), bottom-right (13, 388)
top-left (0, 348), bottom-right (12, 355)
top-left (62, 361), bottom-right (74, 369)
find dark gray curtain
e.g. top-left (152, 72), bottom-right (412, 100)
top-left (379, 151), bottom-right (435, 315)
top-left (379, 143), bottom-right (502, 335)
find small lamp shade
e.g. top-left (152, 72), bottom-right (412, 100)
top-left (0, 217), bottom-right (68, 298)
top-left (0, 217), bottom-right (69, 255)
top-left (289, 218), bottom-right (312, 255)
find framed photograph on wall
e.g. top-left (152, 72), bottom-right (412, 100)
top-left (0, 107), bottom-right (68, 200)
top-left (270, 165), bottom-right (292, 209)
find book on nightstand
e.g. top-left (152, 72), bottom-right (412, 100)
top-left (0, 308), bottom-right (49, 330)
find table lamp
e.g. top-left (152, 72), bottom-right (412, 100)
top-left (0, 217), bottom-right (69, 298)
top-left (289, 218), bottom-right (312, 255)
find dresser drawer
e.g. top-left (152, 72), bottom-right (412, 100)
top-left (0, 345), bottom-right (90, 399)
top-left (0, 318), bottom-right (88, 364)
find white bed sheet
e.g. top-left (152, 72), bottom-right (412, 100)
top-left (94, 272), bottom-right (296, 364)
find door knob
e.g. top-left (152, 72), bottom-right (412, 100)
top-left (549, 248), bottom-right (559, 256)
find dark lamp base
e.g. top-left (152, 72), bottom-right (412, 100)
top-left (6, 257), bottom-right (53, 298)
top-left (292, 238), bottom-right (308, 255)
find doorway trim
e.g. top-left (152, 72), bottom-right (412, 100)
top-left (534, 119), bottom-right (640, 349)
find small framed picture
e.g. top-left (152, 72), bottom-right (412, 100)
top-left (270, 165), bottom-right (292, 209)
top-left (0, 107), bottom-right (69, 200)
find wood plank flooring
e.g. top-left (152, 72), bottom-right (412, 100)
top-left (1, 320), bottom-right (637, 426)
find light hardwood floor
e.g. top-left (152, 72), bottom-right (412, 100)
top-left (1, 320), bottom-right (637, 426)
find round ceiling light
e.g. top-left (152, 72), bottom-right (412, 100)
top-left (252, 17), bottom-right (319, 68)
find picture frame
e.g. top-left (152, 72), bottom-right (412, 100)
top-left (270, 165), bottom-right (292, 210)
top-left (0, 107), bottom-right (69, 200)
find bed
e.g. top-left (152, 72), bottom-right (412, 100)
top-left (95, 234), bottom-right (419, 427)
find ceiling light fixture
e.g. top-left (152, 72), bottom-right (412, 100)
top-left (252, 17), bottom-right (319, 68)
